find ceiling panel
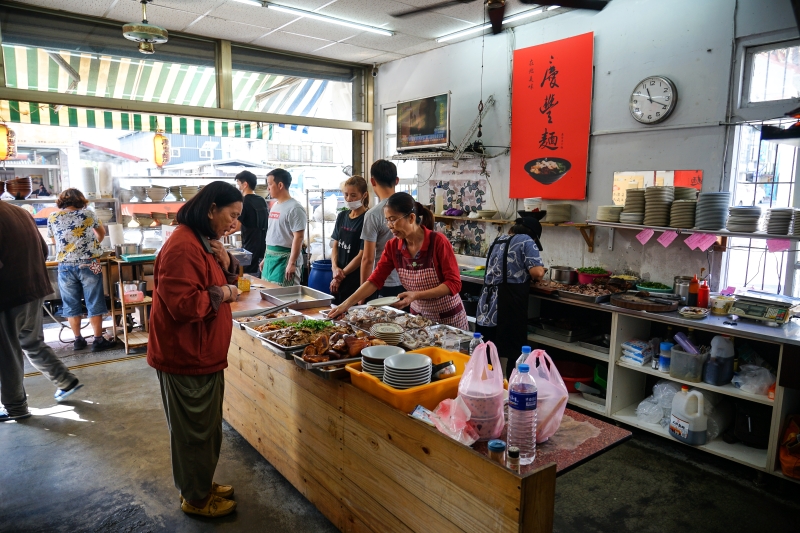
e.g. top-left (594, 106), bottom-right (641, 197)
top-left (105, 0), bottom-right (207, 31)
top-left (280, 17), bottom-right (363, 43)
top-left (205, 1), bottom-right (300, 28)
top-left (185, 15), bottom-right (272, 42)
top-left (343, 31), bottom-right (427, 53)
top-left (152, 0), bottom-right (225, 16)
top-left (317, 0), bottom-right (412, 27)
top-left (368, 52), bottom-right (404, 64)
top-left (13, 0), bottom-right (115, 17)
top-left (251, 31), bottom-right (336, 56)
top-left (310, 42), bottom-right (383, 63)
top-left (393, 39), bottom-right (447, 58)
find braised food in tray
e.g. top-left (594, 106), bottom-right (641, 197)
top-left (343, 307), bottom-right (434, 330)
top-left (269, 320), bottom-right (352, 348)
top-left (236, 309), bottom-right (294, 323)
top-left (301, 330), bottom-right (388, 364)
top-left (559, 284), bottom-right (613, 297)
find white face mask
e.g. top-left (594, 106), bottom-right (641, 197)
top-left (345, 200), bottom-right (363, 209)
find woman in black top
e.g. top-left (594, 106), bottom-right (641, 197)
top-left (330, 176), bottom-right (369, 304)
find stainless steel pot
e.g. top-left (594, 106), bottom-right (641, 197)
top-left (549, 266), bottom-right (577, 284)
top-left (673, 276), bottom-right (692, 305)
top-left (116, 244), bottom-right (141, 257)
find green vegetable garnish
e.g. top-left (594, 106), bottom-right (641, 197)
top-left (291, 319), bottom-right (334, 331)
top-left (577, 267), bottom-right (609, 274)
top-left (639, 281), bottom-right (671, 290)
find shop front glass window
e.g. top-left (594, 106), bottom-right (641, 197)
top-left (748, 41), bottom-right (800, 103)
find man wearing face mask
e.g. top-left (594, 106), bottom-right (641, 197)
top-left (233, 171), bottom-right (269, 275)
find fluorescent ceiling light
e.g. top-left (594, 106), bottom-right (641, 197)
top-left (266, 3), bottom-right (393, 36)
top-left (547, 5), bottom-right (561, 10)
top-left (232, 0), bottom-right (263, 6)
top-left (436, 7), bottom-right (548, 43)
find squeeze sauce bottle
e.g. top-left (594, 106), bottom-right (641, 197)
top-left (698, 280), bottom-right (710, 308)
top-left (688, 274), bottom-right (699, 307)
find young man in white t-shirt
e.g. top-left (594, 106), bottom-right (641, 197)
top-left (260, 169), bottom-right (306, 285)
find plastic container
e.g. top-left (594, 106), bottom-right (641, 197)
top-left (307, 259), bottom-right (333, 295)
top-left (669, 386), bottom-right (708, 445)
top-left (553, 361), bottom-right (593, 393)
top-left (507, 364), bottom-right (538, 465)
top-left (576, 270), bottom-right (612, 285)
top-left (688, 274), bottom-right (699, 306)
top-left (514, 346), bottom-right (532, 371)
top-left (703, 335), bottom-right (735, 386)
top-left (659, 342), bottom-right (674, 373)
top-left (487, 440), bottom-right (506, 465)
top-left (669, 347), bottom-right (708, 383)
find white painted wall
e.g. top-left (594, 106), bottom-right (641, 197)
top-left (373, 0), bottom-right (798, 287)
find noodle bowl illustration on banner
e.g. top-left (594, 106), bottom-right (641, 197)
top-left (524, 157), bottom-right (572, 185)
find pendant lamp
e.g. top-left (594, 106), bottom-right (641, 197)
top-left (153, 130), bottom-right (170, 169)
top-left (0, 124), bottom-right (17, 161)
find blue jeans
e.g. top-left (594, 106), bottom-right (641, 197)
top-left (58, 262), bottom-right (107, 318)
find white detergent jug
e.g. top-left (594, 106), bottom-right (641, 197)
top-left (669, 386), bottom-right (708, 446)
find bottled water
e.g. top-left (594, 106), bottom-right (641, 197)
top-left (515, 346), bottom-right (532, 370)
top-left (469, 332), bottom-right (484, 355)
top-left (507, 363), bottom-right (538, 465)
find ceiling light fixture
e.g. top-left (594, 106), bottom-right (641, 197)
top-left (436, 7), bottom-right (548, 43)
top-left (232, 0), bottom-right (263, 6)
top-left (266, 3), bottom-right (393, 36)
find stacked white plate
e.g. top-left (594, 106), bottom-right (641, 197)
top-left (596, 205), bottom-right (624, 222)
top-left (674, 187), bottom-right (698, 201)
top-left (181, 185), bottom-right (200, 201)
top-left (622, 189), bottom-right (645, 213)
top-left (169, 185), bottom-right (182, 201)
top-left (694, 192), bottom-right (731, 230)
top-left (765, 207), bottom-right (794, 235)
top-left (523, 197), bottom-right (542, 211)
top-left (370, 323), bottom-right (404, 345)
top-left (147, 186), bottom-right (169, 202)
top-left (643, 187), bottom-right (675, 227)
top-left (382, 353), bottom-right (432, 390)
top-left (543, 203), bottom-right (571, 223)
top-left (361, 345), bottom-right (405, 380)
top-left (669, 200), bottom-right (697, 229)
top-left (254, 184), bottom-right (269, 198)
top-left (726, 206), bottom-right (762, 233)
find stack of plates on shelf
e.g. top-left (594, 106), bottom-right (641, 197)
top-left (596, 205), bottom-right (624, 222)
top-left (765, 207), bottom-right (794, 235)
top-left (622, 188), bottom-right (645, 213)
top-left (118, 189), bottom-right (134, 203)
top-left (94, 208), bottom-right (114, 225)
top-left (793, 210), bottom-right (800, 236)
top-left (543, 203), bottom-right (571, 223)
top-left (674, 187), bottom-right (698, 201)
top-left (180, 185), bottom-right (200, 201)
top-left (130, 186), bottom-right (147, 201)
top-left (619, 212), bottom-right (644, 224)
top-left (360, 346), bottom-right (404, 381)
top-left (133, 214), bottom-right (154, 228)
top-left (370, 323), bottom-right (404, 346)
top-left (669, 200), bottom-right (697, 229)
top-left (523, 197), bottom-right (542, 211)
top-left (254, 184), bottom-right (269, 198)
top-left (643, 186), bottom-right (675, 227)
top-left (169, 186), bottom-right (182, 201)
top-left (147, 186), bottom-right (169, 202)
top-left (382, 353), bottom-right (432, 390)
top-left (726, 206), bottom-right (762, 233)
top-left (694, 192), bottom-right (731, 230)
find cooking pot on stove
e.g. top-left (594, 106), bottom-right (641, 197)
top-left (549, 266), bottom-right (577, 285)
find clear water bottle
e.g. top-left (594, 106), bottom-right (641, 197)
top-left (469, 332), bottom-right (484, 355)
top-left (515, 346), bottom-right (532, 370)
top-left (507, 363), bottom-right (538, 465)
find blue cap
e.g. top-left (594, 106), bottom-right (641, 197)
top-left (488, 440), bottom-right (507, 452)
top-left (522, 346), bottom-right (532, 353)
top-left (518, 364), bottom-right (530, 372)
top-left (473, 332), bottom-right (482, 338)
top-left (660, 342), bottom-right (674, 352)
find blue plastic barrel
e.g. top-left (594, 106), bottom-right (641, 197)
top-left (308, 259), bottom-right (333, 294)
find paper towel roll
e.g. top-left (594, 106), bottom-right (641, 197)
top-left (108, 224), bottom-right (125, 246)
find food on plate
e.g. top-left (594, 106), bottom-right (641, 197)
top-left (528, 159), bottom-right (567, 176)
top-left (576, 267), bottom-right (610, 274)
top-left (638, 281), bottom-right (671, 290)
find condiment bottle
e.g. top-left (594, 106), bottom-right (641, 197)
top-left (698, 280), bottom-right (710, 308)
top-left (488, 440), bottom-right (507, 465)
top-left (507, 446), bottom-right (521, 473)
top-left (688, 274), bottom-right (699, 306)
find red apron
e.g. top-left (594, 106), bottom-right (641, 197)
top-left (396, 234), bottom-right (468, 330)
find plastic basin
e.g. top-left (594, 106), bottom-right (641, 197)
top-left (577, 271), bottom-right (611, 285)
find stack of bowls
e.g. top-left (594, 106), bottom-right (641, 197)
top-left (134, 214), bottom-right (155, 228)
top-left (118, 189), bottom-right (134, 203)
top-left (0, 180), bottom-right (5, 197)
top-left (726, 206), bottom-right (762, 233)
top-left (674, 187), bottom-right (698, 201)
top-left (147, 185), bottom-right (169, 202)
top-left (167, 211), bottom-right (179, 225)
top-left (131, 186), bottom-right (147, 201)
top-left (596, 205), bottom-right (624, 222)
top-left (360, 346), bottom-right (404, 381)
top-left (370, 323), bottom-right (404, 346)
top-left (181, 185), bottom-right (200, 201)
top-left (765, 207), bottom-right (794, 235)
top-left (254, 184), bottom-right (269, 198)
top-left (150, 212), bottom-right (167, 226)
top-left (120, 215), bottom-right (133, 227)
top-left (669, 200), bottom-right (697, 229)
top-left (694, 192), bottom-right (731, 230)
top-left (5, 177), bottom-right (33, 200)
top-left (643, 186), bottom-right (675, 227)
top-left (620, 189), bottom-right (645, 224)
top-left (543, 203), bottom-right (571, 223)
top-left (382, 353), bottom-right (432, 390)
top-left (523, 197), bottom-right (542, 212)
top-left (94, 208), bottom-right (114, 225)
top-left (169, 186), bottom-right (182, 201)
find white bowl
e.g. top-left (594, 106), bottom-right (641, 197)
top-left (361, 345), bottom-right (405, 361)
top-left (384, 353), bottom-right (432, 371)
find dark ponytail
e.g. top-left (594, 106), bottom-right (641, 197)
top-left (386, 192), bottom-right (435, 231)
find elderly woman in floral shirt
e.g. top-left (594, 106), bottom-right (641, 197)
top-left (47, 188), bottom-right (116, 353)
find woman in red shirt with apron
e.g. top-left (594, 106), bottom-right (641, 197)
top-left (329, 192), bottom-right (467, 329)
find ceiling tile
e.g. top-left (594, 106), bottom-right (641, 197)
top-left (205, 1), bottom-right (299, 29)
top-left (152, 0), bottom-right (224, 16)
top-left (14, 0), bottom-right (115, 17)
top-left (185, 15), bottom-right (272, 42)
top-left (391, 0), bottom-right (536, 24)
top-left (105, 0), bottom-right (207, 30)
top-left (310, 42), bottom-right (383, 63)
top-left (316, 0), bottom-right (409, 27)
top-left (251, 31), bottom-right (336, 56)
top-left (393, 39), bottom-right (447, 58)
top-left (342, 31), bottom-right (427, 53)
top-left (280, 16), bottom-right (362, 43)
top-left (368, 52), bottom-right (404, 64)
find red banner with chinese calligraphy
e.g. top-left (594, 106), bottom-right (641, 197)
top-left (510, 33), bottom-right (594, 200)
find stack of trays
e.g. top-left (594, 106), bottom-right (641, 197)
top-left (674, 187), bottom-right (698, 201)
top-left (169, 186), bottom-right (182, 201)
top-left (543, 203), bottom-right (571, 223)
top-left (254, 184), bottom-right (269, 198)
top-left (181, 185), bottom-right (199, 201)
top-left (765, 207), bottom-right (794, 235)
top-left (596, 205), bottom-right (624, 222)
top-left (643, 186), bottom-right (675, 227)
top-left (620, 188), bottom-right (645, 225)
top-left (669, 200), bottom-right (697, 229)
top-left (726, 206), bottom-right (762, 233)
top-left (360, 346), bottom-right (404, 381)
top-left (370, 323), bottom-right (404, 346)
top-left (694, 192), bottom-right (730, 230)
top-left (382, 353), bottom-right (432, 390)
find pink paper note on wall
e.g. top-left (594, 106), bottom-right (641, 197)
top-left (766, 239), bottom-right (791, 253)
top-left (657, 230), bottom-right (678, 247)
top-left (636, 229), bottom-right (655, 245)
top-left (697, 234), bottom-right (718, 252)
top-left (683, 233), bottom-right (701, 250)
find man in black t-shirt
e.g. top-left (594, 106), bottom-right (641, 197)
top-left (234, 171), bottom-right (269, 275)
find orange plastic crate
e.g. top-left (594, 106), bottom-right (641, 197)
top-left (346, 347), bottom-right (469, 412)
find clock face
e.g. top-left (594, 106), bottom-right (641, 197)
top-left (629, 76), bottom-right (677, 124)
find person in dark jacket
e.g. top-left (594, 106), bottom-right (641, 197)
top-left (0, 202), bottom-right (83, 422)
top-left (233, 170), bottom-right (269, 275)
top-left (148, 181), bottom-right (242, 518)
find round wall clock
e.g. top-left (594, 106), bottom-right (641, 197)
top-left (629, 76), bottom-right (678, 124)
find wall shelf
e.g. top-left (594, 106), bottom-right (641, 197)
top-left (541, 222), bottom-right (596, 253)
top-left (434, 214), bottom-right (515, 226)
top-left (391, 152), bottom-right (482, 162)
top-left (587, 220), bottom-right (800, 242)
top-left (527, 333), bottom-right (609, 362)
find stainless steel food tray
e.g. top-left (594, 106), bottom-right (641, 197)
top-left (258, 321), bottom-right (352, 359)
top-left (528, 324), bottom-right (589, 343)
top-left (291, 354), bottom-right (354, 380)
top-left (424, 324), bottom-right (472, 354)
top-left (232, 307), bottom-right (302, 329)
top-left (577, 335), bottom-right (611, 354)
top-left (557, 290), bottom-right (611, 304)
top-left (242, 315), bottom-right (306, 338)
top-left (260, 286), bottom-right (334, 309)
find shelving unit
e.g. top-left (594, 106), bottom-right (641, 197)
top-left (434, 214), bottom-right (515, 227)
top-left (110, 258), bottom-right (154, 354)
top-left (588, 220), bottom-right (800, 242)
top-left (541, 222), bottom-right (596, 252)
top-left (527, 333), bottom-right (609, 362)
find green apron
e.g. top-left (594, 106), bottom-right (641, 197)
top-left (262, 245), bottom-right (295, 286)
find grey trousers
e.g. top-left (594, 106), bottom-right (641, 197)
top-left (157, 369), bottom-right (224, 501)
top-left (0, 298), bottom-right (77, 415)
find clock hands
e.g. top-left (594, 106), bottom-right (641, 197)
top-left (646, 87), bottom-right (654, 104)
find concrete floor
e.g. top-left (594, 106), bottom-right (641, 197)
top-left (3, 348), bottom-right (800, 533)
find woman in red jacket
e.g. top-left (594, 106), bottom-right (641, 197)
top-left (148, 181), bottom-right (242, 518)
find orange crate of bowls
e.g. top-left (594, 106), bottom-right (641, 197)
top-left (346, 346), bottom-right (469, 412)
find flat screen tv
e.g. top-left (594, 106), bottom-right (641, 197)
top-left (396, 93), bottom-right (450, 151)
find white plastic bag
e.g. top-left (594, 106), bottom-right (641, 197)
top-left (636, 396), bottom-right (662, 424)
top-left (430, 397), bottom-right (480, 446)
top-left (458, 341), bottom-right (505, 441)
top-left (732, 364), bottom-right (776, 395)
top-left (511, 349), bottom-right (568, 443)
